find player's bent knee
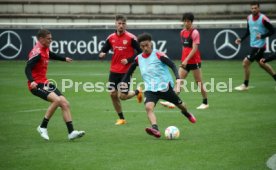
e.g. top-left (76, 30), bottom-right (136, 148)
top-left (61, 102), bottom-right (70, 109)
top-left (57, 96), bottom-right (70, 109)
top-left (242, 58), bottom-right (250, 67)
top-left (242, 62), bottom-right (248, 68)
top-left (145, 105), bottom-right (154, 113)
top-left (60, 100), bottom-right (70, 109)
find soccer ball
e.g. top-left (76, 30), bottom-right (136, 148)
top-left (164, 126), bottom-right (180, 140)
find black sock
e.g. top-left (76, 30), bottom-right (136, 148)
top-left (66, 121), bottom-right (74, 134)
top-left (244, 80), bottom-right (249, 87)
top-left (273, 74), bottom-right (276, 81)
top-left (40, 117), bottom-right (49, 128)
top-left (203, 98), bottom-right (208, 105)
top-left (181, 111), bottom-right (191, 118)
top-left (134, 89), bottom-right (139, 95)
top-left (118, 112), bottom-right (124, 119)
top-left (152, 124), bottom-right (159, 131)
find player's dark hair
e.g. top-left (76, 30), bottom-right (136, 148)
top-left (137, 33), bottom-right (152, 43)
top-left (182, 12), bottom-right (194, 22)
top-left (36, 29), bottom-right (51, 39)
top-left (115, 15), bottom-right (127, 22)
top-left (250, 1), bottom-right (260, 7)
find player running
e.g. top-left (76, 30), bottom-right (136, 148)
top-left (234, 1), bottom-right (276, 91)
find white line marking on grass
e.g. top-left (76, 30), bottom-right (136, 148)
top-left (16, 108), bottom-right (46, 113)
top-left (267, 154), bottom-right (276, 170)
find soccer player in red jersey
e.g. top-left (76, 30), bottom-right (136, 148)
top-left (25, 29), bottom-right (85, 141)
top-left (99, 15), bottom-right (143, 125)
top-left (161, 12), bottom-right (208, 110)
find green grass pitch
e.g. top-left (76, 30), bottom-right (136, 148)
top-left (0, 60), bottom-right (275, 170)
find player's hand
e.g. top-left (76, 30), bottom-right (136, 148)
top-left (180, 60), bottom-right (188, 68)
top-left (121, 59), bottom-right (128, 65)
top-left (235, 39), bottom-right (241, 45)
top-left (65, 57), bottom-right (73, 63)
top-left (256, 34), bottom-right (261, 40)
top-left (99, 52), bottom-right (106, 58)
top-left (30, 81), bottom-right (38, 90)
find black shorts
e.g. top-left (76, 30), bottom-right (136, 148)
top-left (246, 47), bottom-right (265, 62)
top-left (31, 83), bottom-right (62, 101)
top-left (108, 72), bottom-right (130, 93)
top-left (181, 63), bottom-right (201, 72)
top-left (144, 84), bottom-right (183, 106)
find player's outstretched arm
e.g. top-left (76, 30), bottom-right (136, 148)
top-left (49, 52), bottom-right (72, 63)
top-left (49, 52), bottom-right (66, 61)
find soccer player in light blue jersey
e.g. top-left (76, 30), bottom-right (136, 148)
top-left (122, 33), bottom-right (196, 138)
top-left (235, 1), bottom-right (276, 91)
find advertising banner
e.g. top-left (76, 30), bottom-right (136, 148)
top-left (0, 28), bottom-right (276, 60)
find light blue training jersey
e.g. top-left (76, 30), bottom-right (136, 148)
top-left (248, 13), bottom-right (268, 48)
top-left (137, 49), bottom-right (174, 92)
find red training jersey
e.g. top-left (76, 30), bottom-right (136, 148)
top-left (180, 29), bottom-right (201, 64)
top-left (106, 31), bottom-right (137, 73)
top-left (27, 42), bottom-right (50, 89)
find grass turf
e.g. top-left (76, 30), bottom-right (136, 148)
top-left (0, 60), bottom-right (275, 170)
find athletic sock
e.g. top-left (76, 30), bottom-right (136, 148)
top-left (272, 74), bottom-right (276, 81)
top-left (152, 124), bottom-right (159, 131)
top-left (134, 89), bottom-right (139, 95)
top-left (181, 111), bottom-right (191, 118)
top-left (244, 80), bottom-right (249, 87)
top-left (118, 112), bottom-right (125, 119)
top-left (203, 98), bottom-right (208, 105)
top-left (40, 117), bottom-right (49, 128)
top-left (66, 121), bottom-right (74, 134)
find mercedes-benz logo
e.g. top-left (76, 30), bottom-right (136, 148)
top-left (213, 29), bottom-right (240, 59)
top-left (0, 30), bottom-right (22, 59)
